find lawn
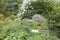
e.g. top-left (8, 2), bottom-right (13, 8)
top-left (28, 32), bottom-right (59, 40)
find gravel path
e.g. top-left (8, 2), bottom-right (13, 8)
top-left (31, 29), bottom-right (49, 33)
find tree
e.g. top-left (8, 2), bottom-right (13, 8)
top-left (22, 0), bottom-right (54, 19)
top-left (0, 0), bottom-right (22, 17)
top-left (22, 0), bottom-right (60, 38)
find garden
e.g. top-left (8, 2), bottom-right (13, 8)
top-left (0, 0), bottom-right (60, 40)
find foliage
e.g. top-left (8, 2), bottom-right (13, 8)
top-left (9, 15), bottom-right (18, 20)
top-left (22, 18), bottom-right (48, 30)
top-left (30, 20), bottom-right (48, 30)
top-left (28, 32), bottom-right (59, 40)
top-left (0, 0), bottom-right (60, 39)
top-left (22, 0), bottom-right (54, 19)
top-left (0, 14), bottom-right (4, 20)
top-left (0, 17), bottom-right (58, 40)
top-left (0, 18), bottom-right (31, 40)
top-left (0, 0), bottom-right (22, 17)
top-left (22, 0), bottom-right (60, 38)
top-left (47, 2), bottom-right (60, 38)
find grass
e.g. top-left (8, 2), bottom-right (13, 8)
top-left (28, 32), bottom-right (59, 40)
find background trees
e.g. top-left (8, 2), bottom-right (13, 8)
top-left (22, 0), bottom-right (60, 38)
top-left (0, 0), bottom-right (22, 17)
top-left (0, 0), bottom-right (60, 39)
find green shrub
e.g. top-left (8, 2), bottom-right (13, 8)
top-left (0, 14), bottom-right (4, 20)
top-left (0, 18), bottom-right (31, 40)
top-left (9, 15), bottom-right (18, 20)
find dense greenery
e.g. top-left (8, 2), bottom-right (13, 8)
top-left (0, 0), bottom-right (60, 40)
top-left (28, 32), bottom-right (59, 40)
top-left (0, 18), bottom-right (31, 40)
top-left (22, 0), bottom-right (60, 38)
top-left (0, 0), bottom-right (22, 17)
